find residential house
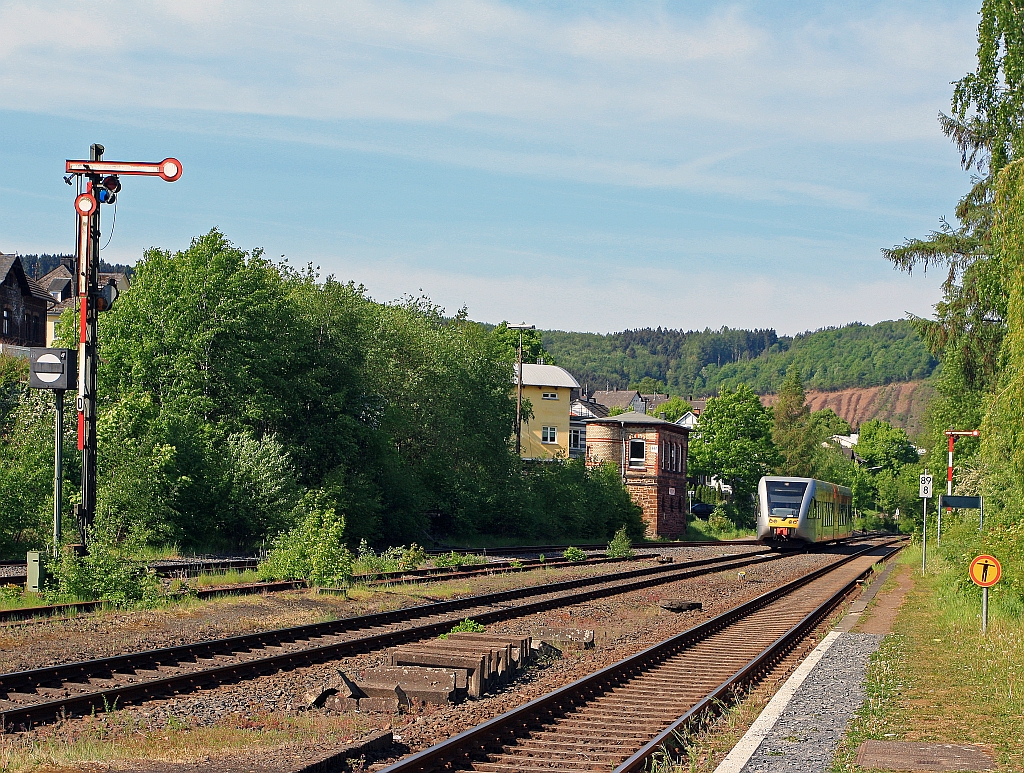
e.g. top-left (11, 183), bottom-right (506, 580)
top-left (0, 252), bottom-right (52, 350)
top-left (516, 363), bottom-right (581, 460)
top-left (569, 393), bottom-right (608, 459)
top-left (584, 413), bottom-right (690, 539)
top-left (591, 389), bottom-right (646, 415)
top-left (38, 257), bottom-right (130, 345)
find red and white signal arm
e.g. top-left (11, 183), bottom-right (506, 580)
top-left (66, 157), bottom-right (183, 182)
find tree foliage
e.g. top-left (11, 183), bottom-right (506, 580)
top-left (772, 367), bottom-right (817, 477)
top-left (1, 230), bottom-right (644, 557)
top-left (689, 385), bottom-right (780, 521)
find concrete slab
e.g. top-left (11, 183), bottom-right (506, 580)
top-left (855, 741), bottom-right (996, 771)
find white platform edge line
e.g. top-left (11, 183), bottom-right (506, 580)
top-left (712, 631), bottom-right (844, 773)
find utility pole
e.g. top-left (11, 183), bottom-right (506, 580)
top-left (507, 323), bottom-right (535, 457)
top-left (65, 147), bottom-right (182, 545)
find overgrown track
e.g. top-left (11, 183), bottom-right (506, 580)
top-left (0, 549), bottom-right (782, 730)
top-left (378, 538), bottom-right (902, 773)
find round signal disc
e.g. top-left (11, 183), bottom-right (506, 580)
top-left (75, 193), bottom-right (97, 216)
top-left (158, 158), bottom-right (182, 182)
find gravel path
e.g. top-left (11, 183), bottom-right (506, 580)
top-left (737, 632), bottom-right (883, 773)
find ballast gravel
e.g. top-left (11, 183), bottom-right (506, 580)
top-left (737, 632), bottom-right (884, 773)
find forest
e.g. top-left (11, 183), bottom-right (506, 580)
top-left (542, 320), bottom-right (937, 397)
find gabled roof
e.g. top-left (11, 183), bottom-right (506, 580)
top-left (591, 390), bottom-right (641, 410)
top-left (571, 398), bottom-right (609, 419)
top-left (1, 253), bottom-right (55, 305)
top-left (516, 363), bottom-right (580, 389)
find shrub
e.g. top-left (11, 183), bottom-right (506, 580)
top-left (562, 546), bottom-right (587, 562)
top-left (606, 526), bottom-right (634, 558)
top-left (353, 541), bottom-right (426, 576)
top-left (439, 618), bottom-right (485, 638)
top-left (258, 491), bottom-right (353, 587)
top-left (45, 542), bottom-right (162, 607)
top-left (431, 551), bottom-right (486, 568)
top-left (707, 505), bottom-right (736, 535)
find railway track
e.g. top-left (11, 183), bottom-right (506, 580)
top-left (0, 547), bottom-right (782, 730)
top-left (0, 554), bottom-right (663, 626)
top-left (377, 537), bottom-right (902, 773)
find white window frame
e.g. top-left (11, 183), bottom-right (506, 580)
top-left (569, 428), bottom-right (583, 449)
top-left (628, 439), bottom-right (646, 468)
top-left (542, 426), bottom-right (558, 444)
top-left (541, 391), bottom-right (558, 400)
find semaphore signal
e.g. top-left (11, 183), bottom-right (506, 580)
top-left (64, 144), bottom-right (182, 547)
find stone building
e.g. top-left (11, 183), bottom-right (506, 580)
top-left (0, 253), bottom-right (51, 348)
top-left (584, 413), bottom-right (690, 539)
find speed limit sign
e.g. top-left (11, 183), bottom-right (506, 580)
top-left (920, 474), bottom-right (933, 498)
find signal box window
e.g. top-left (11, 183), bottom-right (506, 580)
top-left (628, 439), bottom-right (646, 468)
top-left (542, 392), bottom-right (558, 400)
top-left (542, 426), bottom-right (557, 444)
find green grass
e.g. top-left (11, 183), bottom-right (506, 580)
top-left (190, 569), bottom-right (262, 587)
top-left (0, 587), bottom-right (48, 612)
top-left (831, 547), bottom-right (1024, 772)
top-left (684, 520), bottom-right (756, 542)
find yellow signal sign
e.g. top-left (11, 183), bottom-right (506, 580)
top-left (969, 555), bottom-right (1002, 588)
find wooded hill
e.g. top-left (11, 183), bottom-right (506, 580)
top-left (542, 320), bottom-right (937, 396)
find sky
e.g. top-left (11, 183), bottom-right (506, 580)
top-left (0, 1), bottom-right (981, 335)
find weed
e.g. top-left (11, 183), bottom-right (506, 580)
top-left (606, 527), bottom-right (634, 559)
top-left (439, 618), bottom-right (485, 639)
top-left (562, 546), bottom-right (587, 562)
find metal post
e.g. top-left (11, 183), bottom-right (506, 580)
top-left (980, 497), bottom-right (984, 531)
top-left (922, 496), bottom-right (927, 575)
top-left (53, 389), bottom-right (64, 548)
top-left (76, 142), bottom-right (103, 546)
top-left (516, 330), bottom-right (523, 457)
top-left (982, 586), bottom-right (989, 635)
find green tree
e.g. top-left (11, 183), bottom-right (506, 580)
top-left (855, 420), bottom-right (919, 473)
top-left (492, 322), bottom-right (551, 365)
top-left (651, 395), bottom-right (693, 422)
top-left (689, 385), bottom-right (780, 523)
top-left (772, 366), bottom-right (817, 477)
top-left (809, 408), bottom-right (852, 439)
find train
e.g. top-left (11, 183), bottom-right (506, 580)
top-left (757, 476), bottom-right (854, 543)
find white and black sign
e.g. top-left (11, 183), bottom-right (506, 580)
top-left (919, 474), bottom-right (933, 499)
top-left (29, 348), bottom-right (77, 391)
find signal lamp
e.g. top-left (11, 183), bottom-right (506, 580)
top-left (102, 175), bottom-right (121, 193)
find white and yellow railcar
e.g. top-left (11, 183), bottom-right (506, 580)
top-left (756, 476), bottom-right (854, 543)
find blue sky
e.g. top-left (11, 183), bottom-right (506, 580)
top-left (0, 1), bottom-right (980, 334)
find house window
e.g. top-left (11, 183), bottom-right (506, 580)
top-left (542, 426), bottom-right (557, 444)
top-left (629, 439), bottom-right (646, 468)
top-left (542, 392), bottom-right (558, 400)
top-left (2, 308), bottom-right (10, 337)
top-left (569, 428), bottom-right (584, 449)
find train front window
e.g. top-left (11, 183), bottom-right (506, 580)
top-left (766, 481), bottom-right (807, 517)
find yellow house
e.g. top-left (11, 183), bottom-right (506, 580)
top-left (516, 363), bottom-right (580, 460)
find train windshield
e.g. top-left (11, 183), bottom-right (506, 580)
top-left (766, 481), bottom-right (807, 517)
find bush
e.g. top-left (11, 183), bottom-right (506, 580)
top-left (707, 505), bottom-right (736, 535)
top-left (606, 526), bottom-right (634, 558)
top-left (258, 491), bottom-right (353, 587)
top-left (562, 546), bottom-right (587, 562)
top-left (353, 541), bottom-right (427, 576)
top-left (45, 542), bottom-right (162, 607)
top-left (431, 551), bottom-right (486, 568)
top-left (439, 618), bottom-right (486, 638)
